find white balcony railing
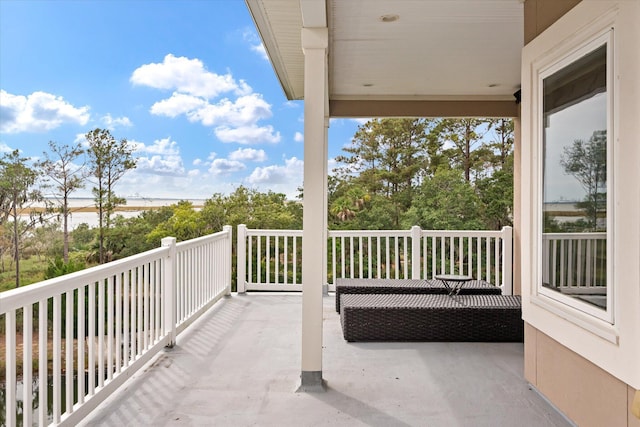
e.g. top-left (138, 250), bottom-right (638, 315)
top-left (0, 226), bottom-right (232, 427)
top-left (237, 225), bottom-right (513, 295)
top-left (542, 232), bottom-right (607, 290)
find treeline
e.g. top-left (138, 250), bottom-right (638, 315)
top-left (1, 128), bottom-right (135, 288)
top-left (1, 118), bottom-right (514, 289)
top-left (329, 117), bottom-right (514, 231)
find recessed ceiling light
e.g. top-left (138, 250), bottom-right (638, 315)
top-left (379, 14), bottom-right (399, 23)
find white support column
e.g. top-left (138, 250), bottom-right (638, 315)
top-left (299, 26), bottom-right (328, 392)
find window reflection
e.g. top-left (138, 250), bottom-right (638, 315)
top-left (541, 44), bottom-right (607, 309)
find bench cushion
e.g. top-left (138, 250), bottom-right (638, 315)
top-left (340, 294), bottom-right (523, 343)
top-left (335, 278), bottom-right (502, 312)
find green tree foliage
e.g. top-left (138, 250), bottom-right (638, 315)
top-left (475, 156), bottom-right (514, 229)
top-left (560, 130), bottom-right (607, 231)
top-left (70, 223), bottom-right (96, 250)
top-left (85, 128), bottom-right (136, 263)
top-left (433, 118), bottom-right (492, 182)
top-left (0, 150), bottom-right (44, 287)
top-left (38, 141), bottom-right (86, 262)
top-left (147, 201), bottom-right (206, 244)
top-left (403, 169), bottom-right (485, 230)
top-left (332, 118), bottom-right (514, 231)
top-left (203, 186), bottom-right (301, 230)
top-left (334, 118), bottom-right (437, 227)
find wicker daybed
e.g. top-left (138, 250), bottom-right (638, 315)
top-left (335, 278), bottom-right (502, 312)
top-left (340, 293), bottom-right (523, 342)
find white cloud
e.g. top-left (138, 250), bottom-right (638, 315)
top-left (0, 142), bottom-right (13, 153)
top-left (251, 44), bottom-right (268, 61)
top-left (133, 55), bottom-right (280, 146)
top-left (243, 29), bottom-right (268, 61)
top-left (149, 92), bottom-right (208, 118)
top-left (209, 158), bottom-right (246, 175)
top-left (215, 124), bottom-right (280, 145)
top-left (246, 157), bottom-right (303, 186)
top-left (192, 158), bottom-right (203, 166)
top-left (189, 94), bottom-right (273, 128)
top-left (133, 137), bottom-right (185, 176)
top-left (102, 114), bottom-right (132, 129)
top-left (229, 148), bottom-right (267, 162)
top-left (130, 54), bottom-right (251, 99)
top-left (294, 132), bottom-right (303, 142)
top-left (0, 90), bottom-right (90, 133)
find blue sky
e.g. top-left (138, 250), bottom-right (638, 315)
top-left (0, 0), bottom-right (360, 200)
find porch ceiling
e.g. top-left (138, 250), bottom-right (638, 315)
top-left (246, 0), bottom-right (524, 109)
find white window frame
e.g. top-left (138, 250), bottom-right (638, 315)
top-left (533, 29), bottom-right (615, 326)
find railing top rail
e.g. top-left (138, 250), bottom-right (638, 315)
top-left (0, 246), bottom-right (169, 313)
top-left (242, 227), bottom-right (510, 239)
top-left (244, 229), bottom-right (303, 237)
top-left (328, 229), bottom-right (412, 237)
top-left (419, 229), bottom-right (506, 238)
top-left (176, 228), bottom-right (231, 250)
top-left (543, 232), bottom-right (607, 239)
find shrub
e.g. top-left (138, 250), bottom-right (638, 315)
top-left (44, 257), bottom-right (86, 280)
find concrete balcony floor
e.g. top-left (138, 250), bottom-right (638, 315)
top-left (81, 294), bottom-right (572, 427)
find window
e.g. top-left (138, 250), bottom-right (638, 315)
top-left (538, 32), bottom-right (613, 322)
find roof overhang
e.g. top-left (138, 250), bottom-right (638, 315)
top-left (246, 0), bottom-right (524, 117)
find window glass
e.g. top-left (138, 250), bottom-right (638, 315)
top-left (541, 44), bottom-right (608, 310)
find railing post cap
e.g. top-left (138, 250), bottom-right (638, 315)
top-left (161, 236), bottom-right (177, 246)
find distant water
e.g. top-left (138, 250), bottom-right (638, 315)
top-left (26, 198), bottom-right (206, 229)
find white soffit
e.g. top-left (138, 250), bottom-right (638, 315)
top-left (246, 0), bottom-right (524, 101)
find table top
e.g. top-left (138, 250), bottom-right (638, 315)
top-left (434, 274), bottom-right (473, 282)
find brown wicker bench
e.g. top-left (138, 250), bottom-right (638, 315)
top-left (335, 278), bottom-right (502, 312)
top-left (340, 294), bottom-right (523, 342)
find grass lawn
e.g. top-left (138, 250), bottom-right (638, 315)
top-left (0, 256), bottom-right (49, 293)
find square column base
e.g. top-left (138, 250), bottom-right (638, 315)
top-left (296, 371), bottom-right (327, 393)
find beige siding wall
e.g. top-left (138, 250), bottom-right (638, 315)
top-left (522, 1), bottom-right (640, 425)
top-left (525, 325), bottom-right (640, 427)
top-left (524, 0), bottom-right (582, 43)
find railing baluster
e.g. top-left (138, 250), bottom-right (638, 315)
top-left (138, 266), bottom-right (144, 355)
top-left (99, 279), bottom-right (106, 387)
top-left (248, 234), bottom-right (253, 288)
top-left (66, 290), bottom-right (74, 414)
top-left (39, 298), bottom-right (48, 426)
top-left (6, 310), bottom-right (16, 427)
top-left (293, 235), bottom-right (298, 285)
top-left (89, 282), bottom-right (96, 391)
top-left (53, 293), bottom-right (61, 423)
top-left (123, 274), bottom-right (130, 369)
top-left (467, 237), bottom-right (472, 277)
top-left (257, 236), bottom-right (262, 284)
top-left (108, 276), bottom-right (114, 379)
top-left (495, 237), bottom-right (500, 287)
top-left (275, 235), bottom-right (279, 284)
top-left (485, 237), bottom-right (490, 282)
top-left (285, 236), bottom-right (289, 285)
top-left (266, 236), bottom-right (271, 284)
top-left (78, 286), bottom-right (85, 404)
top-left (23, 304), bottom-right (33, 427)
top-left (349, 236), bottom-right (354, 278)
top-left (367, 236), bottom-right (373, 278)
top-left (359, 236), bottom-right (364, 278)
